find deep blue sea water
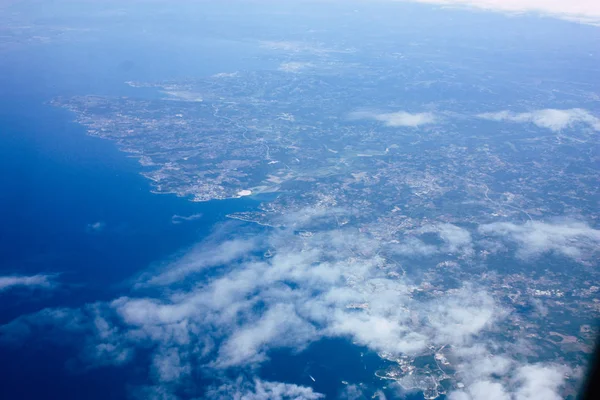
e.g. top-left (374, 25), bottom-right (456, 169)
top-left (0, 39), bottom-right (267, 399)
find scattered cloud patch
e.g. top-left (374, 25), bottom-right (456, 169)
top-left (479, 220), bottom-right (600, 260)
top-left (0, 274), bottom-right (57, 292)
top-left (477, 109), bottom-right (600, 132)
top-left (86, 221), bottom-right (106, 233)
top-left (350, 110), bottom-right (437, 127)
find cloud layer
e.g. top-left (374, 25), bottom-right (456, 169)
top-left (1, 214), bottom-right (582, 400)
top-left (477, 109), bottom-right (600, 132)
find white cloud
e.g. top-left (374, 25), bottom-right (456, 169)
top-left (427, 288), bottom-right (500, 345)
top-left (214, 304), bottom-right (317, 368)
top-left (437, 224), bottom-right (473, 252)
top-left (207, 378), bottom-right (324, 400)
top-left (452, 346), bottom-right (513, 382)
top-left (454, 380), bottom-right (510, 400)
top-left (448, 362), bottom-right (569, 400)
top-left (477, 109), bottom-right (600, 132)
top-left (171, 213), bottom-right (202, 224)
top-left (479, 220), bottom-right (600, 260)
top-left (0, 274), bottom-right (57, 292)
top-left (349, 110), bottom-right (437, 127)
top-left (399, 0), bottom-right (600, 25)
top-left (513, 364), bottom-right (570, 400)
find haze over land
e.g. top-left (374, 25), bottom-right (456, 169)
top-left (0, 1), bottom-right (599, 399)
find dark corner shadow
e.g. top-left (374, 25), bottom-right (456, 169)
top-left (579, 335), bottom-right (600, 400)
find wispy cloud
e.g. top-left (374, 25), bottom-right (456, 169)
top-left (139, 232), bottom-right (258, 286)
top-left (479, 219), bottom-right (600, 260)
top-left (171, 213), bottom-right (203, 224)
top-left (349, 110), bottom-right (437, 127)
top-left (399, 0), bottom-right (600, 26)
top-left (0, 274), bottom-right (57, 292)
top-left (477, 109), bottom-right (600, 132)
